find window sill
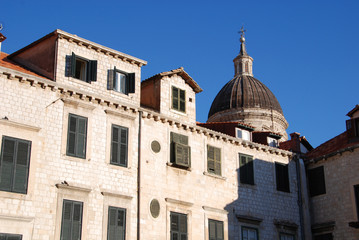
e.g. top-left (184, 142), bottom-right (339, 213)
top-left (71, 77), bottom-right (91, 85)
top-left (166, 162), bottom-right (191, 171)
top-left (239, 183), bottom-right (257, 189)
top-left (0, 190), bottom-right (29, 200)
top-left (62, 154), bottom-right (89, 162)
top-left (170, 108), bottom-right (187, 116)
top-left (203, 172), bottom-right (226, 180)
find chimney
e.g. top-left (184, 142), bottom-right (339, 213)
top-left (0, 33), bottom-right (6, 54)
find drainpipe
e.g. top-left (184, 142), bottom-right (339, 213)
top-left (137, 111), bottom-right (142, 240)
top-left (294, 154), bottom-right (305, 240)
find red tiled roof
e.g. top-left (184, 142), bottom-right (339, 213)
top-left (0, 52), bottom-right (47, 79)
top-left (280, 134), bottom-right (312, 153)
top-left (305, 131), bottom-right (358, 160)
top-left (197, 121), bottom-right (254, 129)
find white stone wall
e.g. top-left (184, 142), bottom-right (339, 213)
top-left (55, 37), bottom-right (142, 107)
top-left (0, 70), bottom-right (139, 240)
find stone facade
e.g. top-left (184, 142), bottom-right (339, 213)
top-left (0, 30), bottom-right (303, 240)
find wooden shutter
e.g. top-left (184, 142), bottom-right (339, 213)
top-left (209, 220), bottom-right (216, 240)
top-left (207, 146), bottom-right (221, 175)
top-left (61, 200), bottom-right (83, 240)
top-left (179, 89), bottom-right (186, 112)
top-left (128, 73), bottom-right (135, 93)
top-left (76, 117), bottom-right (87, 159)
top-left (88, 60), bottom-right (97, 82)
top-left (216, 221), bottom-right (224, 240)
top-left (107, 69), bottom-right (114, 90)
top-left (111, 125), bottom-right (128, 167)
top-left (13, 140), bottom-right (31, 193)
top-left (308, 166), bottom-right (326, 197)
top-left (179, 214), bottom-right (187, 238)
top-left (171, 132), bottom-right (188, 145)
top-left (0, 137), bottom-right (15, 191)
top-left (174, 143), bottom-right (190, 167)
top-left (71, 53), bottom-right (76, 77)
top-left (354, 185), bottom-right (359, 220)
top-left (172, 87), bottom-right (179, 110)
top-left (240, 155), bottom-right (254, 185)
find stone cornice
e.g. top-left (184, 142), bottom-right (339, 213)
top-left (56, 29), bottom-right (147, 67)
top-left (0, 66), bottom-right (293, 158)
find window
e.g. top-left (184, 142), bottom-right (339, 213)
top-left (207, 145), bottom-right (221, 175)
top-left (280, 233), bottom-right (295, 240)
top-left (239, 154), bottom-right (254, 185)
top-left (209, 219), bottom-right (224, 240)
top-left (66, 114), bottom-right (88, 159)
top-left (170, 212), bottom-right (187, 240)
top-left (110, 125), bottom-right (128, 167)
top-left (308, 166), bottom-right (326, 197)
top-left (275, 162), bottom-right (290, 192)
top-left (267, 137), bottom-right (278, 148)
top-left (354, 185), bottom-right (359, 220)
top-left (172, 86), bottom-right (186, 112)
top-left (60, 200), bottom-right (83, 240)
top-left (236, 129), bottom-right (251, 141)
top-left (0, 136), bottom-right (31, 194)
top-left (170, 132), bottom-right (191, 168)
top-left (71, 53), bottom-right (97, 82)
top-left (0, 233), bottom-right (22, 240)
top-left (108, 67), bottom-right (135, 95)
top-left (108, 206), bottom-right (126, 240)
top-left (241, 226), bottom-right (258, 240)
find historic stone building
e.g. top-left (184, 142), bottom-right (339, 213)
top-left (305, 105), bottom-right (359, 239)
top-left (0, 29), bottom-right (307, 240)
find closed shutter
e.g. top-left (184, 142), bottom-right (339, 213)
top-left (209, 220), bottom-right (216, 240)
top-left (174, 143), bottom-right (190, 167)
top-left (61, 200), bottom-right (83, 240)
top-left (172, 87), bottom-right (179, 110)
top-left (179, 89), bottom-right (186, 112)
top-left (71, 53), bottom-right (76, 78)
top-left (354, 185), bottom-right (359, 220)
top-left (67, 114), bottom-right (87, 159)
top-left (240, 155), bottom-right (254, 185)
top-left (171, 212), bottom-right (187, 240)
top-left (13, 140), bottom-right (31, 193)
top-left (308, 166), bottom-right (326, 197)
top-left (216, 221), bottom-right (224, 240)
top-left (0, 137), bottom-right (31, 194)
top-left (107, 69), bottom-right (114, 90)
top-left (111, 125), bottom-right (128, 167)
top-left (207, 146), bottom-right (221, 175)
top-left (0, 234), bottom-right (22, 240)
top-left (88, 60), bottom-right (97, 82)
top-left (128, 73), bottom-right (135, 93)
top-left (0, 138), bottom-right (15, 191)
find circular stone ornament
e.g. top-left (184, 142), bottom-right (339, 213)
top-left (151, 140), bottom-right (161, 153)
top-left (150, 199), bottom-right (160, 218)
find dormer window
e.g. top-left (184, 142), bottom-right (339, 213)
top-left (71, 53), bottom-right (97, 82)
top-left (172, 86), bottom-right (186, 112)
top-left (267, 137), bottom-right (278, 148)
top-left (108, 67), bottom-right (135, 95)
top-left (236, 128), bottom-right (251, 141)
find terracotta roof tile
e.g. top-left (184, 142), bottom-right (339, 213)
top-left (305, 131), bottom-right (358, 160)
top-left (0, 52), bottom-right (48, 79)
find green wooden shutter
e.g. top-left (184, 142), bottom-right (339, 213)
top-left (172, 87), bottom-right (179, 110)
top-left (61, 200), bottom-right (83, 240)
top-left (61, 200), bottom-right (73, 240)
top-left (209, 220), bottom-right (216, 240)
top-left (111, 126), bottom-right (119, 164)
top-left (214, 147), bottom-right (221, 176)
top-left (67, 115), bottom-right (77, 156)
top-left (13, 140), bottom-right (31, 193)
top-left (216, 221), bottom-right (224, 240)
top-left (179, 89), bottom-right (186, 112)
top-left (240, 155), bottom-right (254, 185)
top-left (107, 69), bottom-right (114, 90)
top-left (207, 146), bottom-right (215, 173)
top-left (88, 60), bottom-right (97, 82)
top-left (174, 143), bottom-right (190, 167)
top-left (179, 214), bottom-right (187, 239)
top-left (76, 117), bottom-right (87, 159)
top-left (128, 73), bottom-right (135, 93)
top-left (276, 163), bottom-right (289, 192)
top-left (119, 128), bottom-right (128, 166)
top-left (0, 138), bottom-right (15, 191)
top-left (71, 53), bottom-right (76, 78)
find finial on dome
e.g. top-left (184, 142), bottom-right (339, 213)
top-left (239, 26), bottom-right (246, 43)
top-left (238, 26), bottom-right (248, 56)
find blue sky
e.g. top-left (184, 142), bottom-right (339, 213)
top-left (1, 0), bottom-right (359, 147)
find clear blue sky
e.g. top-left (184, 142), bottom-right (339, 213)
top-left (1, 0), bottom-right (359, 148)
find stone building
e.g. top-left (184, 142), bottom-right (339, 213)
top-left (0, 29), bottom-right (305, 240)
top-left (305, 105), bottom-right (359, 239)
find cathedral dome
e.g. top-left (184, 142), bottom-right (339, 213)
top-left (207, 29), bottom-right (288, 140)
top-left (208, 75), bottom-right (283, 118)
